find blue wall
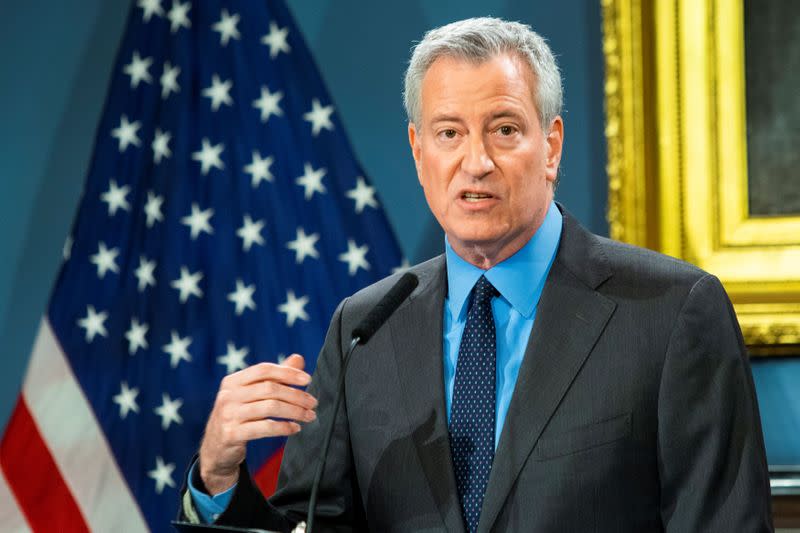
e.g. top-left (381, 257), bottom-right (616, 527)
top-left (0, 0), bottom-right (132, 435)
top-left (0, 0), bottom-right (796, 465)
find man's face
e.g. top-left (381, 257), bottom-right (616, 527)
top-left (408, 53), bottom-right (563, 266)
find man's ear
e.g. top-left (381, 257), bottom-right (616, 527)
top-left (544, 116), bottom-right (564, 184)
top-left (408, 123), bottom-right (423, 184)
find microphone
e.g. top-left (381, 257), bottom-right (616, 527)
top-left (305, 272), bottom-right (418, 532)
top-left (351, 272), bottom-right (420, 343)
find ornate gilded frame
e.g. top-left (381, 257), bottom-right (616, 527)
top-left (602, 0), bottom-right (800, 354)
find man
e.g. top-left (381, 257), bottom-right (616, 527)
top-left (180, 17), bottom-right (773, 532)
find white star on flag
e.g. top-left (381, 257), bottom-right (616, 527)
top-left (237, 215), bottom-right (265, 251)
top-left (261, 21), bottom-right (290, 58)
top-left (212, 8), bottom-right (241, 46)
top-left (125, 318), bottom-right (149, 355)
top-left (144, 191), bottom-right (164, 228)
top-left (392, 258), bottom-right (412, 274)
top-left (217, 341), bottom-right (249, 374)
top-left (338, 239), bottom-right (370, 276)
top-left (170, 267), bottom-right (203, 303)
top-left (154, 394), bottom-right (184, 430)
top-left (162, 330), bottom-right (192, 368)
top-left (77, 305), bottom-right (108, 343)
top-left (63, 235), bottom-right (73, 261)
top-left (181, 203), bottom-right (214, 240)
top-left (202, 74), bottom-right (233, 112)
top-left (346, 177), bottom-right (379, 213)
top-left (111, 115), bottom-right (142, 152)
top-left (286, 227), bottom-right (320, 264)
top-left (91, 241), bottom-right (120, 279)
top-left (252, 86), bottom-right (284, 123)
top-left (123, 51), bottom-right (153, 88)
top-left (147, 456), bottom-right (176, 494)
top-left (295, 163), bottom-right (327, 200)
top-left (160, 61), bottom-right (181, 99)
top-left (192, 138), bottom-right (225, 175)
top-left (138, 0), bottom-right (164, 22)
top-left (303, 98), bottom-right (335, 136)
top-left (101, 179), bottom-right (131, 215)
top-left (113, 381), bottom-right (140, 419)
top-left (134, 256), bottom-right (157, 292)
top-left (144, 191), bottom-right (165, 227)
top-left (152, 128), bottom-right (172, 163)
top-left (167, 0), bottom-right (191, 33)
top-left (228, 279), bottom-right (256, 315)
top-left (243, 151), bottom-right (274, 187)
top-left (278, 290), bottom-right (310, 327)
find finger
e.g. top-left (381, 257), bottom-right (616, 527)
top-left (238, 398), bottom-right (317, 423)
top-left (230, 380), bottom-right (318, 409)
top-left (282, 354), bottom-right (305, 371)
top-left (238, 419), bottom-right (302, 441)
top-left (227, 379), bottom-right (318, 408)
top-left (251, 380), bottom-right (317, 409)
top-left (223, 361), bottom-right (311, 389)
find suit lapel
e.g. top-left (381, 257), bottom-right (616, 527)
top-left (478, 212), bottom-right (617, 532)
top-left (389, 256), bottom-right (466, 533)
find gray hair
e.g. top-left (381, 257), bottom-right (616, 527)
top-left (403, 17), bottom-right (563, 131)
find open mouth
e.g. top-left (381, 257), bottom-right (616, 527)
top-left (462, 192), bottom-right (494, 203)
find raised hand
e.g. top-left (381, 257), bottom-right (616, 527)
top-left (198, 354), bottom-right (318, 494)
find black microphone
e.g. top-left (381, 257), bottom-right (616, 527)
top-left (306, 272), bottom-right (418, 532)
top-left (351, 272), bottom-right (420, 343)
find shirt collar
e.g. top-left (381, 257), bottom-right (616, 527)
top-left (445, 201), bottom-right (563, 319)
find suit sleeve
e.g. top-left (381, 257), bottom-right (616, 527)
top-left (657, 274), bottom-right (773, 532)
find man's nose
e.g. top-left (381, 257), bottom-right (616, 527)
top-left (461, 135), bottom-right (495, 179)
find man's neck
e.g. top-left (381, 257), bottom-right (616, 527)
top-left (450, 225), bottom-right (539, 269)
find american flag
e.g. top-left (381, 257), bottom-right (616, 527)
top-left (0, 0), bottom-right (404, 530)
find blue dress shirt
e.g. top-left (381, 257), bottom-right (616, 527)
top-left (188, 461), bottom-right (235, 523)
top-left (443, 201), bottom-right (562, 449)
top-left (190, 202), bottom-right (562, 521)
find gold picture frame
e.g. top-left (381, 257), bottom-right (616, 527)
top-left (601, 0), bottom-right (800, 354)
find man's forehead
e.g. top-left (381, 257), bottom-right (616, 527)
top-left (419, 53), bottom-right (537, 117)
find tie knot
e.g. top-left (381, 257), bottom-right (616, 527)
top-left (471, 275), bottom-right (499, 307)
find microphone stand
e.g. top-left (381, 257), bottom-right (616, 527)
top-left (303, 272), bottom-right (418, 532)
top-left (305, 336), bottom-right (360, 533)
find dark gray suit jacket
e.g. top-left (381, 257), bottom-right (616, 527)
top-left (184, 209), bottom-right (773, 532)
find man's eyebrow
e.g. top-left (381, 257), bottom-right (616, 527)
top-left (429, 114), bottom-right (464, 125)
top-left (427, 110), bottom-right (526, 125)
top-left (487, 110), bottom-right (525, 122)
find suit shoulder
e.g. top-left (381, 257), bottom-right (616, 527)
top-left (592, 235), bottom-right (708, 288)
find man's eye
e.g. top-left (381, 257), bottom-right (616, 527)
top-left (442, 129), bottom-right (457, 139)
top-left (498, 125), bottom-right (516, 136)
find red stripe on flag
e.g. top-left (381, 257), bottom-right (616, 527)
top-left (0, 396), bottom-right (89, 532)
top-left (253, 447), bottom-right (285, 497)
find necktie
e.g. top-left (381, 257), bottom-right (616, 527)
top-left (449, 275), bottom-right (499, 533)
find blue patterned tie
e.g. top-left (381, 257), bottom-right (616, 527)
top-left (449, 275), bottom-right (499, 533)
